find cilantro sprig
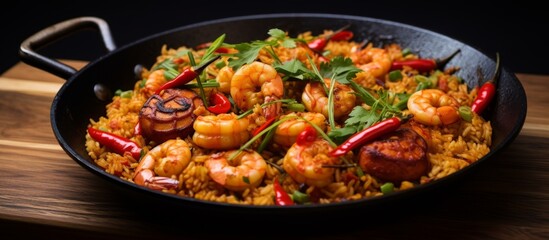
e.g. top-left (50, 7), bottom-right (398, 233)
top-left (328, 87), bottom-right (406, 143)
top-left (319, 57), bottom-right (362, 84)
top-left (228, 28), bottom-right (297, 70)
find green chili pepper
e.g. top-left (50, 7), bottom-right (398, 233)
top-left (414, 75), bottom-right (432, 91)
top-left (380, 182), bottom-right (394, 194)
top-left (388, 70), bottom-right (403, 82)
top-left (459, 106), bottom-right (473, 122)
top-left (401, 48), bottom-right (412, 57)
top-left (291, 190), bottom-right (310, 204)
top-left (120, 90), bottom-right (133, 99)
top-left (215, 60), bottom-right (226, 69)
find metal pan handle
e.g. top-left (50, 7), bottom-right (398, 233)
top-left (19, 16), bottom-right (116, 80)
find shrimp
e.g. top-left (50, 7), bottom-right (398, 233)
top-left (215, 66), bottom-right (233, 94)
top-left (301, 79), bottom-right (356, 120)
top-left (133, 139), bottom-right (191, 190)
top-left (273, 112), bottom-right (327, 148)
top-left (230, 61), bottom-right (284, 119)
top-left (407, 89), bottom-right (460, 126)
top-left (192, 113), bottom-right (250, 150)
top-left (205, 150), bottom-right (267, 192)
top-left (352, 47), bottom-right (392, 78)
top-left (283, 139), bottom-right (340, 187)
top-left (143, 70), bottom-right (167, 97)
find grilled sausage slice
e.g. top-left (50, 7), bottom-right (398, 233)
top-left (139, 89), bottom-right (203, 143)
top-left (358, 128), bottom-right (428, 182)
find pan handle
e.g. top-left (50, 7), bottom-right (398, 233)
top-left (19, 16), bottom-right (116, 80)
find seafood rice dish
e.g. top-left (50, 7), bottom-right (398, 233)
top-left (85, 27), bottom-right (492, 205)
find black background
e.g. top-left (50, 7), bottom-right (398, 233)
top-left (1, 1), bottom-right (547, 75)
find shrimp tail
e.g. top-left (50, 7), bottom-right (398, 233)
top-left (134, 169), bottom-right (179, 190)
top-left (263, 96), bottom-right (282, 120)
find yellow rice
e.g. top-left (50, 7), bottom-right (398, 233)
top-left (85, 28), bottom-right (492, 206)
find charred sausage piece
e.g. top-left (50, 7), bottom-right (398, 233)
top-left (139, 89), bottom-right (203, 143)
top-left (358, 128), bottom-right (428, 182)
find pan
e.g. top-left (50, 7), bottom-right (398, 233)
top-left (19, 13), bottom-right (526, 217)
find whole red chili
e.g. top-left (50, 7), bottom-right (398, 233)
top-left (390, 49), bottom-right (460, 72)
top-left (391, 59), bottom-right (437, 72)
top-left (318, 55), bottom-right (329, 63)
top-left (87, 127), bottom-right (142, 160)
top-left (471, 53), bottom-right (500, 114)
top-left (195, 42), bottom-right (230, 53)
top-left (330, 30), bottom-right (354, 41)
top-left (252, 117), bottom-right (276, 137)
top-left (296, 126), bottom-right (317, 146)
top-left (273, 177), bottom-right (294, 206)
top-left (155, 56), bottom-right (219, 94)
top-left (307, 25), bottom-right (351, 53)
top-left (207, 92), bottom-right (231, 114)
top-left (329, 116), bottom-right (410, 157)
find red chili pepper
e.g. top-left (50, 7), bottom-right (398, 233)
top-left (252, 117), bottom-right (276, 137)
top-left (154, 56), bottom-right (219, 94)
top-left (307, 39), bottom-right (329, 53)
top-left (195, 42), bottom-right (229, 53)
top-left (318, 55), bottom-right (329, 63)
top-left (296, 126), bottom-right (317, 146)
top-left (207, 92), bottom-right (231, 114)
top-left (273, 177), bottom-right (294, 206)
top-left (307, 25), bottom-right (351, 53)
top-left (391, 59), bottom-right (437, 72)
top-left (330, 30), bottom-right (354, 41)
top-left (329, 116), bottom-right (410, 157)
top-left (390, 49), bottom-right (461, 72)
top-left (87, 127), bottom-right (142, 160)
top-left (471, 53), bottom-right (500, 114)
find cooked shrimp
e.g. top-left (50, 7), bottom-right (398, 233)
top-left (352, 47), bottom-right (392, 78)
top-left (143, 70), bottom-right (167, 97)
top-left (407, 89), bottom-right (460, 126)
top-left (216, 66), bottom-right (233, 94)
top-left (205, 150), bottom-right (267, 192)
top-left (302, 79), bottom-right (356, 120)
top-left (133, 139), bottom-right (191, 190)
top-left (230, 61), bottom-right (284, 119)
top-left (192, 113), bottom-right (250, 150)
top-left (273, 112), bottom-right (327, 148)
top-left (283, 139), bottom-right (340, 187)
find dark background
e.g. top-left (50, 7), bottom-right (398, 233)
top-left (1, 1), bottom-right (547, 75)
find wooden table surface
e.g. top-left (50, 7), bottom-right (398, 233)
top-left (0, 61), bottom-right (548, 239)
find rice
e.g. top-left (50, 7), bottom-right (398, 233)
top-left (84, 27), bottom-right (492, 206)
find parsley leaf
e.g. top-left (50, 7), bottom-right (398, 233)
top-left (268, 28), bottom-right (286, 40)
top-left (228, 41), bottom-right (270, 70)
top-left (281, 39), bottom-right (297, 48)
top-left (320, 56), bottom-right (362, 84)
top-left (328, 85), bottom-right (406, 143)
top-left (328, 105), bottom-right (382, 143)
top-left (268, 28), bottom-right (296, 48)
top-left (327, 126), bottom-right (357, 144)
top-left (273, 59), bottom-right (315, 80)
top-left (228, 28), bottom-right (297, 70)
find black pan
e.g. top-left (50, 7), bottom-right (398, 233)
top-left (19, 13), bottom-right (526, 217)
